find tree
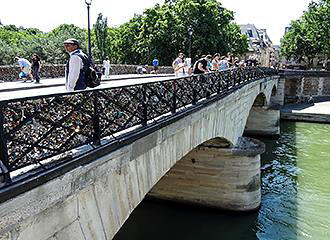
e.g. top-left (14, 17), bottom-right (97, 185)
top-left (115, 0), bottom-right (248, 65)
top-left (280, 0), bottom-right (330, 66)
top-left (47, 24), bottom-right (87, 64)
top-left (93, 13), bottom-right (109, 62)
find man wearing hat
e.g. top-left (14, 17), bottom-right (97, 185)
top-left (63, 38), bottom-right (88, 91)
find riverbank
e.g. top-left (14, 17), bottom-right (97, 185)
top-left (281, 100), bottom-right (330, 123)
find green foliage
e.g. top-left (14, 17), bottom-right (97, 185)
top-left (93, 13), bottom-right (109, 62)
top-left (115, 0), bottom-right (248, 65)
top-left (0, 24), bottom-right (87, 65)
top-left (47, 24), bottom-right (87, 63)
top-left (280, 0), bottom-right (329, 65)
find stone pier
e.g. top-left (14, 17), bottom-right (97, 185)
top-left (244, 107), bottom-right (280, 136)
top-left (148, 137), bottom-right (265, 211)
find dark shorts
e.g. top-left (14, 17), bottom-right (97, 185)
top-left (153, 66), bottom-right (159, 70)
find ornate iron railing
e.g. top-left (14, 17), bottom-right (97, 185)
top-left (0, 67), bottom-right (277, 181)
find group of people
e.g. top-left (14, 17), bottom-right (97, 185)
top-left (172, 52), bottom-right (259, 77)
top-left (15, 39), bottom-right (261, 91)
top-left (15, 54), bottom-right (41, 83)
top-left (16, 38), bottom-right (96, 91)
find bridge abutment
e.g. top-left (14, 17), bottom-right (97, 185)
top-left (244, 107), bottom-right (280, 136)
top-left (148, 137), bottom-right (265, 211)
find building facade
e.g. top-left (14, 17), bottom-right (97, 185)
top-left (240, 24), bottom-right (277, 68)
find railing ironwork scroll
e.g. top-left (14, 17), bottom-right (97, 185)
top-left (0, 67), bottom-right (277, 180)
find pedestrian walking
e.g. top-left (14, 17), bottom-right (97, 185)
top-left (63, 38), bottom-right (87, 91)
top-left (103, 57), bottom-right (111, 77)
top-left (15, 56), bottom-right (32, 81)
top-left (31, 54), bottom-right (41, 83)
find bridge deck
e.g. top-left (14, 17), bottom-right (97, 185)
top-left (0, 74), bottom-right (174, 101)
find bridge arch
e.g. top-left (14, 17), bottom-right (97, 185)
top-left (271, 85), bottom-right (277, 97)
top-left (244, 81), bottom-right (280, 136)
top-left (252, 92), bottom-right (267, 107)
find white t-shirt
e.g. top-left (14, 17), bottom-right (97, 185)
top-left (17, 58), bottom-right (31, 73)
top-left (103, 60), bottom-right (110, 68)
top-left (65, 50), bottom-right (83, 91)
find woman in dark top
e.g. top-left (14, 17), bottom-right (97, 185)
top-left (31, 54), bottom-right (41, 83)
top-left (193, 55), bottom-right (211, 74)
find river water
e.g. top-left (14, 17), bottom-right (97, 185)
top-left (114, 121), bottom-right (330, 240)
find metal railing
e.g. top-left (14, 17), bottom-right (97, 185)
top-left (0, 67), bottom-right (277, 183)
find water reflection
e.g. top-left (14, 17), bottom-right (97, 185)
top-left (114, 122), bottom-right (330, 240)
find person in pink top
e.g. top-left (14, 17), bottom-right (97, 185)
top-left (211, 53), bottom-right (220, 71)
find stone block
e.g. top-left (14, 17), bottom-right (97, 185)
top-left (0, 172), bottom-right (74, 234)
top-left (52, 221), bottom-right (85, 240)
top-left (125, 160), bottom-right (142, 209)
top-left (93, 170), bottom-right (132, 240)
top-left (131, 131), bottom-right (158, 160)
top-left (77, 186), bottom-right (107, 240)
top-left (72, 145), bottom-right (131, 192)
top-left (16, 196), bottom-right (78, 240)
top-left (0, 233), bottom-right (10, 240)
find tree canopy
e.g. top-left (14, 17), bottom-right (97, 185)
top-left (0, 0), bottom-right (248, 66)
top-left (280, 0), bottom-right (329, 65)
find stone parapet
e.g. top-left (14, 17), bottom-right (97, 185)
top-left (280, 70), bottom-right (330, 104)
top-left (0, 64), bottom-right (173, 82)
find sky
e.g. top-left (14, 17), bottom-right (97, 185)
top-left (0, 0), bottom-right (312, 45)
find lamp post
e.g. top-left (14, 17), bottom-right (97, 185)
top-left (188, 27), bottom-right (193, 59)
top-left (85, 0), bottom-right (92, 60)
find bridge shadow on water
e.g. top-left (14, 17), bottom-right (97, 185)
top-left (114, 198), bottom-right (259, 240)
top-left (114, 122), bottom-right (300, 240)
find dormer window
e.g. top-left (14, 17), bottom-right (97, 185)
top-left (247, 29), bottom-right (253, 38)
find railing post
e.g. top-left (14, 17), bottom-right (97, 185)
top-left (171, 79), bottom-right (177, 113)
top-left (142, 84), bottom-right (148, 126)
top-left (205, 74), bottom-right (211, 99)
top-left (0, 104), bottom-right (11, 184)
top-left (192, 76), bottom-right (197, 105)
top-left (220, 72), bottom-right (226, 94)
top-left (92, 92), bottom-right (101, 145)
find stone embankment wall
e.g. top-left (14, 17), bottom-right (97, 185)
top-left (0, 64), bottom-right (173, 81)
top-left (280, 70), bottom-right (330, 104)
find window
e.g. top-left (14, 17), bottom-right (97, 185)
top-left (247, 29), bottom-right (253, 38)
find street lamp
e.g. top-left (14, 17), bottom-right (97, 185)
top-left (188, 27), bottom-right (193, 59)
top-left (85, 0), bottom-right (92, 60)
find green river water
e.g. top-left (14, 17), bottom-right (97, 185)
top-left (114, 121), bottom-right (330, 240)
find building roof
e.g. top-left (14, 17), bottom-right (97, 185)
top-left (240, 24), bottom-right (274, 50)
top-left (240, 24), bottom-right (260, 40)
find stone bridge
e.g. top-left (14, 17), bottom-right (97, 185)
top-left (0, 72), bottom-right (281, 240)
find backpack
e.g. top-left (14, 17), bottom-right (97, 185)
top-left (77, 53), bottom-right (101, 88)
